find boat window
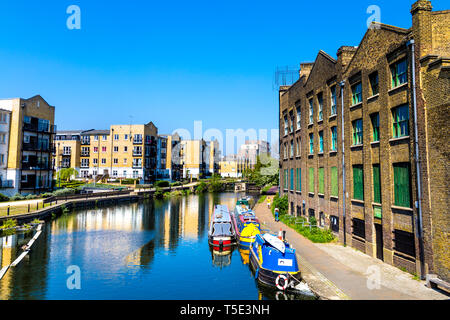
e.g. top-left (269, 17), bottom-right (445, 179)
top-left (212, 223), bottom-right (232, 236)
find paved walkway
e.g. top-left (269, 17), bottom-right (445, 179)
top-left (254, 198), bottom-right (448, 300)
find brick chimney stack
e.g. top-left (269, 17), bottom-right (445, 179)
top-left (337, 46), bottom-right (358, 69)
top-left (299, 62), bottom-right (314, 81)
top-left (411, 0), bottom-right (433, 57)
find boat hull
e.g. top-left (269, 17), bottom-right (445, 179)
top-left (209, 236), bottom-right (233, 251)
top-left (249, 244), bottom-right (301, 291)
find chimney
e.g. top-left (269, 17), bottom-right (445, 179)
top-left (411, 0), bottom-right (433, 57)
top-left (299, 62), bottom-right (314, 81)
top-left (337, 46), bottom-right (358, 69)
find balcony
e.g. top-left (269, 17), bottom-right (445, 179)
top-left (81, 152), bottom-right (90, 157)
top-left (23, 122), bottom-right (56, 134)
top-left (62, 151), bottom-right (71, 156)
top-left (133, 151), bottom-right (143, 157)
top-left (133, 139), bottom-right (143, 145)
top-left (23, 142), bottom-right (51, 152)
top-left (22, 161), bottom-right (51, 170)
top-left (80, 163), bottom-right (90, 168)
top-left (81, 140), bottom-right (90, 145)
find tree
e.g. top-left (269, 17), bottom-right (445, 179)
top-left (57, 168), bottom-right (78, 182)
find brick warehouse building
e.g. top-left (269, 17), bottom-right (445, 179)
top-left (279, 0), bottom-right (449, 281)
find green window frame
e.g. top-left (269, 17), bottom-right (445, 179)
top-left (296, 168), bottom-right (301, 192)
top-left (331, 166), bottom-right (338, 197)
top-left (369, 72), bottom-right (379, 96)
top-left (290, 168), bottom-right (294, 190)
top-left (391, 59), bottom-right (407, 88)
top-left (351, 82), bottom-right (362, 105)
top-left (353, 165), bottom-right (364, 200)
top-left (373, 164), bottom-right (381, 203)
top-left (318, 167), bottom-right (324, 194)
top-left (284, 169), bottom-right (288, 190)
top-left (319, 131), bottom-right (324, 153)
top-left (309, 133), bottom-right (314, 154)
top-left (371, 113), bottom-right (380, 142)
top-left (352, 119), bottom-right (363, 145)
top-left (393, 163), bottom-right (411, 208)
top-left (392, 105), bottom-right (409, 138)
top-left (309, 168), bottom-right (314, 193)
top-left (331, 126), bottom-right (337, 151)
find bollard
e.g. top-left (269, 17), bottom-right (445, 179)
top-left (7, 206), bottom-right (10, 216)
top-left (36, 202), bottom-right (39, 210)
top-left (28, 204), bottom-right (30, 212)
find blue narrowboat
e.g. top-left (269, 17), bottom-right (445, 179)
top-left (249, 233), bottom-right (303, 292)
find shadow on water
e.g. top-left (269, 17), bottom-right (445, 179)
top-left (0, 192), bottom-right (314, 300)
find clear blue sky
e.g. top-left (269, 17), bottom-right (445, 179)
top-left (0, 0), bottom-right (445, 154)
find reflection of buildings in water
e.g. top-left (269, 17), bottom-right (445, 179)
top-left (181, 195), bottom-right (199, 240)
top-left (0, 230), bottom-right (50, 300)
top-left (50, 202), bottom-right (145, 235)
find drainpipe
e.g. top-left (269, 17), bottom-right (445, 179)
top-left (407, 39), bottom-right (425, 280)
top-left (339, 80), bottom-right (346, 246)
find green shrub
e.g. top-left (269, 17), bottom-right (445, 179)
top-left (155, 180), bottom-right (170, 188)
top-left (154, 187), bottom-right (165, 199)
top-left (26, 194), bottom-right (38, 200)
top-left (170, 181), bottom-right (182, 187)
top-left (10, 193), bottom-right (25, 201)
top-left (208, 179), bottom-right (225, 192)
top-left (271, 193), bottom-right (288, 215)
top-left (279, 215), bottom-right (334, 243)
top-left (0, 193), bottom-right (9, 202)
top-left (0, 219), bottom-right (17, 230)
top-left (257, 195), bottom-right (267, 204)
top-left (41, 192), bottom-right (54, 198)
top-left (52, 188), bottom-right (76, 197)
top-left (121, 178), bottom-right (138, 185)
top-left (261, 184), bottom-right (273, 195)
top-left (195, 182), bottom-right (208, 193)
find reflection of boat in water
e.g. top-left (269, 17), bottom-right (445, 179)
top-left (249, 233), bottom-right (315, 296)
top-left (232, 198), bottom-right (262, 248)
top-left (238, 248), bottom-right (250, 265)
top-left (211, 247), bottom-right (233, 268)
top-left (208, 205), bottom-right (236, 251)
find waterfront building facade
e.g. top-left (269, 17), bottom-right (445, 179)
top-left (0, 95), bottom-right (55, 196)
top-left (238, 140), bottom-right (271, 169)
top-left (77, 122), bottom-right (158, 183)
top-left (279, 0), bottom-right (449, 281)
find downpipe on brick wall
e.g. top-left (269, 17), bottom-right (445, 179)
top-left (339, 80), bottom-right (346, 246)
top-left (407, 39), bottom-right (425, 280)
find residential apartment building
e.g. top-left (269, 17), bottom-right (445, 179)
top-left (0, 95), bottom-right (55, 196)
top-left (156, 135), bottom-right (170, 180)
top-left (179, 139), bottom-right (220, 179)
top-left (54, 130), bottom-right (93, 176)
top-left (165, 133), bottom-right (183, 181)
top-left (75, 122), bottom-right (158, 182)
top-left (238, 140), bottom-right (271, 169)
top-left (279, 0), bottom-right (449, 281)
top-left (0, 109), bottom-right (11, 188)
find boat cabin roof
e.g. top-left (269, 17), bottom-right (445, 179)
top-left (212, 205), bottom-right (232, 222)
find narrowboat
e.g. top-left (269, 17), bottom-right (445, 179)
top-left (208, 205), bottom-right (236, 251)
top-left (249, 233), bottom-right (312, 294)
top-left (232, 213), bottom-right (262, 248)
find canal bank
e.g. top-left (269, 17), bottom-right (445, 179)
top-left (0, 192), bottom-right (308, 300)
top-left (253, 199), bottom-right (448, 300)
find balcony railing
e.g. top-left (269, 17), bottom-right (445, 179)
top-left (81, 140), bottom-right (90, 145)
top-left (0, 180), bottom-right (13, 188)
top-left (23, 123), bottom-right (56, 134)
top-left (133, 151), bottom-right (143, 157)
top-left (132, 163), bottom-right (142, 169)
top-left (23, 142), bottom-right (51, 152)
top-left (80, 163), bottom-right (90, 168)
top-left (133, 139), bottom-right (143, 145)
top-left (81, 152), bottom-right (90, 157)
top-left (22, 162), bottom-right (51, 170)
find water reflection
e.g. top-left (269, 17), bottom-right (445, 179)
top-left (0, 193), bottom-right (313, 300)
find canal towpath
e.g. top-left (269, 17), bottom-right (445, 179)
top-left (253, 198), bottom-right (448, 300)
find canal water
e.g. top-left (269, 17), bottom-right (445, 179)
top-left (0, 192), bottom-right (313, 300)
